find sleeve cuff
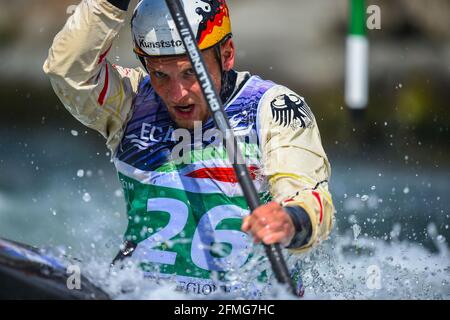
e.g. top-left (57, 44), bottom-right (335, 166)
top-left (284, 205), bottom-right (312, 249)
top-left (107, 0), bottom-right (131, 11)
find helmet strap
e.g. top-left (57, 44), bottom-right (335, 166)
top-left (214, 38), bottom-right (232, 103)
top-left (137, 55), bottom-right (148, 73)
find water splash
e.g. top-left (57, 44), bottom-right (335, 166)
top-left (63, 231), bottom-right (449, 300)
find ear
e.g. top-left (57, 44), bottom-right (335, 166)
top-left (221, 38), bottom-right (235, 71)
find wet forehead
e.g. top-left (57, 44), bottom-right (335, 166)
top-left (144, 48), bottom-right (215, 71)
top-left (145, 55), bottom-right (191, 71)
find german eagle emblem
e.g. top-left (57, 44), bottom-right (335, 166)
top-left (270, 94), bottom-right (313, 128)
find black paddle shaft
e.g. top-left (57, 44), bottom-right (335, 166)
top-left (165, 0), bottom-right (297, 295)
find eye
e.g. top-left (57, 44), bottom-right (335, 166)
top-left (185, 68), bottom-right (195, 76)
top-left (152, 71), bottom-right (167, 79)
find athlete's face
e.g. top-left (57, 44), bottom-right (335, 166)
top-left (144, 39), bottom-right (235, 129)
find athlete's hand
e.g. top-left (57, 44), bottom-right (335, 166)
top-left (241, 201), bottom-right (295, 247)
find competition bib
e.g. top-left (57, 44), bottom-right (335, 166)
top-left (119, 172), bottom-right (259, 280)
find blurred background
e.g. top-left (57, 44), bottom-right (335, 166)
top-left (0, 0), bottom-right (448, 298)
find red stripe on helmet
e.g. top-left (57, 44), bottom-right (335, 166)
top-left (198, 3), bottom-right (229, 46)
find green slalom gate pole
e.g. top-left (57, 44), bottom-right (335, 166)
top-left (345, 0), bottom-right (369, 110)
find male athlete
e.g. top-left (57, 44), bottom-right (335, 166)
top-left (44, 0), bottom-right (334, 296)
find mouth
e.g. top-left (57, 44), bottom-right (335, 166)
top-left (173, 104), bottom-right (196, 119)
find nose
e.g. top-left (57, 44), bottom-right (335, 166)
top-left (168, 79), bottom-right (189, 105)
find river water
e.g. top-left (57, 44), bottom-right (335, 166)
top-left (0, 127), bottom-right (448, 299)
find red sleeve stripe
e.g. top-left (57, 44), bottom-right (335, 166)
top-left (98, 44), bottom-right (112, 65)
top-left (98, 64), bottom-right (109, 106)
top-left (312, 191), bottom-right (323, 224)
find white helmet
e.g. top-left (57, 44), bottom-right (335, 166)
top-left (131, 0), bottom-right (232, 57)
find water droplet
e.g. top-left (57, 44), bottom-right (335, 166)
top-left (361, 195), bottom-right (369, 201)
top-left (71, 130), bottom-right (79, 136)
top-left (352, 224), bottom-right (361, 240)
top-left (403, 187), bottom-right (410, 194)
top-left (77, 169), bottom-right (84, 178)
top-left (82, 192), bottom-right (91, 202)
top-left (371, 185), bottom-right (376, 191)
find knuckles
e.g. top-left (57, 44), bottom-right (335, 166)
top-left (242, 202), bottom-right (294, 245)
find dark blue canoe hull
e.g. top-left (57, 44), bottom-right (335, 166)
top-left (0, 238), bottom-right (110, 299)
